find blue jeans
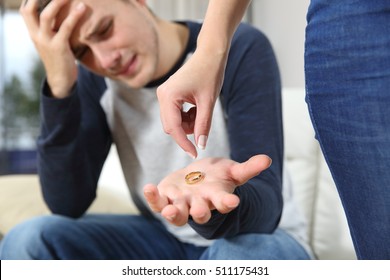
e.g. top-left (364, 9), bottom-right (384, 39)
top-left (305, 0), bottom-right (390, 259)
top-left (0, 214), bottom-right (310, 260)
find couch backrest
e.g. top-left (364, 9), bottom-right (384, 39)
top-left (282, 88), bottom-right (356, 259)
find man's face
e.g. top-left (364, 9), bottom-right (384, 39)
top-left (59, 0), bottom-right (159, 88)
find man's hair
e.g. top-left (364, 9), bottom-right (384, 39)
top-left (38, 0), bottom-right (132, 14)
top-left (38, 0), bottom-right (51, 14)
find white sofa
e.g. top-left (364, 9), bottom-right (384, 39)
top-left (0, 88), bottom-right (356, 259)
top-left (282, 88), bottom-right (356, 259)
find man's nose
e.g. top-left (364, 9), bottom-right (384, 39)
top-left (95, 48), bottom-right (121, 71)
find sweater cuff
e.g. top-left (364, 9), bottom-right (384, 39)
top-left (40, 80), bottom-right (81, 142)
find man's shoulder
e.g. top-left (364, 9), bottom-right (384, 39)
top-left (228, 23), bottom-right (273, 61)
top-left (222, 23), bottom-right (276, 89)
top-left (78, 66), bottom-right (105, 82)
top-left (233, 22), bottom-right (269, 44)
top-left (78, 66), bottom-right (107, 91)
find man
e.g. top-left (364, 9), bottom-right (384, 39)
top-left (0, 0), bottom-right (311, 259)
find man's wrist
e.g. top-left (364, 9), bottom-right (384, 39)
top-left (46, 82), bottom-right (76, 99)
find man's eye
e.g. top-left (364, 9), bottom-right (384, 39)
top-left (99, 21), bottom-right (113, 36)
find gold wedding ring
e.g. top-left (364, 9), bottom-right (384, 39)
top-left (185, 171), bottom-right (205, 185)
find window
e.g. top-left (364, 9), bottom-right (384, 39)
top-left (0, 1), bottom-right (42, 174)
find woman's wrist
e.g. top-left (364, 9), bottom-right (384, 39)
top-left (195, 30), bottom-right (230, 67)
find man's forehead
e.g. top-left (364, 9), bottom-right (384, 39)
top-left (55, 1), bottom-right (94, 38)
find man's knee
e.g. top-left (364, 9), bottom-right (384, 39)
top-left (201, 230), bottom-right (311, 260)
top-left (0, 215), bottom-right (73, 260)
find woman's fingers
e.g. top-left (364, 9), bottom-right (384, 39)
top-left (158, 95), bottom-right (198, 158)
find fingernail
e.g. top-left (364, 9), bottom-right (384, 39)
top-left (197, 213), bottom-right (207, 219)
top-left (229, 202), bottom-right (239, 208)
top-left (166, 215), bottom-right (176, 222)
top-left (144, 190), bottom-right (153, 197)
top-left (267, 157), bottom-right (272, 168)
top-left (197, 135), bottom-right (207, 150)
top-left (76, 2), bottom-right (85, 10)
top-left (186, 152), bottom-right (196, 159)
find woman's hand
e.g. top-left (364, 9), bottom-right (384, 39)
top-left (143, 155), bottom-right (272, 226)
top-left (156, 47), bottom-right (228, 159)
top-left (156, 0), bottom-right (251, 159)
top-left (20, 0), bottom-right (86, 98)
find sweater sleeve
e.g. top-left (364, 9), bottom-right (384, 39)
top-left (188, 23), bottom-right (284, 239)
top-left (37, 67), bottom-right (112, 218)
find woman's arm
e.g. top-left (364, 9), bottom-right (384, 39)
top-left (157, 0), bottom-right (251, 158)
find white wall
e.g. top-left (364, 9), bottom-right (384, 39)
top-left (148, 0), bottom-right (209, 20)
top-left (252, 0), bottom-right (310, 88)
top-left (148, 0), bottom-right (310, 88)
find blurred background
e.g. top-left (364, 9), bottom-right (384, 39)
top-left (0, 0), bottom-right (309, 175)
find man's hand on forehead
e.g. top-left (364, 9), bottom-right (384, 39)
top-left (20, 0), bottom-right (87, 99)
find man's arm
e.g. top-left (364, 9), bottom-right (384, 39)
top-left (38, 68), bottom-right (112, 217)
top-left (21, 1), bottom-right (111, 217)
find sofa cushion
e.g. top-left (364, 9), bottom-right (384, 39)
top-left (313, 159), bottom-right (356, 259)
top-left (282, 88), bottom-right (319, 238)
top-left (282, 88), bottom-right (356, 259)
top-left (0, 175), bottom-right (137, 237)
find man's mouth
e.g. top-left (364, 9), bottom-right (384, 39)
top-left (116, 55), bottom-right (138, 77)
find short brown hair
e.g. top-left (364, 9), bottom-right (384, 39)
top-left (37, 0), bottom-right (133, 14)
top-left (38, 0), bottom-right (51, 14)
